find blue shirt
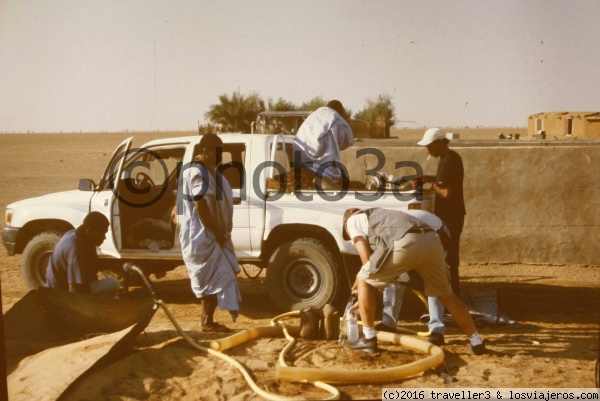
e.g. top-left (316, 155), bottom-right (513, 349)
top-left (46, 227), bottom-right (99, 290)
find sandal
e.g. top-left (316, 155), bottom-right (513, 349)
top-left (199, 322), bottom-right (232, 333)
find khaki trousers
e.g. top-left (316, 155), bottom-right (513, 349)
top-left (359, 231), bottom-right (452, 297)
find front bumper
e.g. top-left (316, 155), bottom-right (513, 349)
top-left (2, 226), bottom-right (19, 256)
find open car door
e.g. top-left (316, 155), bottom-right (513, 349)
top-left (89, 137), bottom-right (133, 258)
top-left (220, 140), bottom-right (252, 257)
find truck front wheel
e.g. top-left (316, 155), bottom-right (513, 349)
top-left (266, 238), bottom-right (340, 312)
top-left (21, 231), bottom-right (64, 289)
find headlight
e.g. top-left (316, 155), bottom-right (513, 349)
top-left (5, 208), bottom-right (13, 226)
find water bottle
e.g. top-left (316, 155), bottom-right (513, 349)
top-left (342, 295), bottom-right (359, 342)
top-left (346, 311), bottom-right (359, 342)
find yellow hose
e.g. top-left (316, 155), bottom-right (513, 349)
top-left (161, 293), bottom-right (441, 397)
top-left (277, 330), bottom-right (443, 383)
top-left (157, 300), bottom-right (340, 401)
top-left (210, 325), bottom-right (299, 352)
top-left (411, 288), bottom-right (429, 309)
top-left (268, 311), bottom-right (444, 384)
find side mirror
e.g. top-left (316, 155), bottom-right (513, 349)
top-left (78, 179), bottom-right (96, 191)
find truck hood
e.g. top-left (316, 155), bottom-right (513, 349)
top-left (8, 190), bottom-right (92, 209)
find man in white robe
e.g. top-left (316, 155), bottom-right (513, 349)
top-left (293, 100), bottom-right (354, 189)
top-left (180, 133), bottom-right (241, 332)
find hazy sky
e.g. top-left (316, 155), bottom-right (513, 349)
top-left (1, 0), bottom-right (598, 133)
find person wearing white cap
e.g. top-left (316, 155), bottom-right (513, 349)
top-left (416, 127), bottom-right (466, 346)
top-left (417, 128), bottom-right (465, 290)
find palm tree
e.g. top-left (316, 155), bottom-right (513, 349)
top-left (205, 91), bottom-right (265, 133)
top-left (267, 97), bottom-right (297, 111)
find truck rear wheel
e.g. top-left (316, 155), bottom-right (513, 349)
top-left (266, 238), bottom-right (340, 312)
top-left (21, 231), bottom-right (64, 289)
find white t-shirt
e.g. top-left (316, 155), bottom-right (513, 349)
top-left (346, 213), bottom-right (369, 240)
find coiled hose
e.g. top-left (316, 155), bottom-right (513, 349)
top-left (263, 311), bottom-right (444, 383)
top-left (126, 264), bottom-right (444, 397)
top-left (124, 263), bottom-right (339, 401)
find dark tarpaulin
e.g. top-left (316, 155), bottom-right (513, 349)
top-left (4, 287), bottom-right (156, 400)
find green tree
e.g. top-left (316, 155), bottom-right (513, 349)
top-left (267, 97), bottom-right (297, 111)
top-left (205, 91), bottom-right (265, 133)
top-left (354, 94), bottom-right (396, 127)
top-left (299, 96), bottom-right (328, 112)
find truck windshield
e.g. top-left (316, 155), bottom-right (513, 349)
top-left (98, 137), bottom-right (132, 191)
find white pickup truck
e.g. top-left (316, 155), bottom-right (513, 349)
top-left (2, 134), bottom-right (433, 311)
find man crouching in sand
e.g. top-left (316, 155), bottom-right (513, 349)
top-left (342, 207), bottom-right (486, 355)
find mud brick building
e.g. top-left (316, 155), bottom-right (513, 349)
top-left (528, 111), bottom-right (600, 138)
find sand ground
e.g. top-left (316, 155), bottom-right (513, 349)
top-left (1, 132), bottom-right (598, 400)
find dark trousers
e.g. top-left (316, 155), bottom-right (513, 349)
top-left (444, 214), bottom-right (464, 296)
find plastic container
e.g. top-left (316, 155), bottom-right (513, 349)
top-left (339, 295), bottom-right (359, 344)
top-left (344, 295), bottom-right (359, 342)
top-left (346, 311), bottom-right (359, 342)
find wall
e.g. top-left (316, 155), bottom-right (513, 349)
top-left (587, 119), bottom-right (600, 136)
top-left (342, 142), bottom-right (600, 265)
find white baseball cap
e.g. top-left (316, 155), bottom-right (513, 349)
top-left (417, 128), bottom-right (446, 146)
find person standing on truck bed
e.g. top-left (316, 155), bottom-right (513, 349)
top-left (342, 207), bottom-right (485, 355)
top-left (180, 133), bottom-right (241, 333)
top-left (293, 100), bottom-right (354, 190)
top-left (45, 212), bottom-right (120, 298)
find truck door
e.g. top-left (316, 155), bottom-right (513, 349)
top-left (246, 134), bottom-right (289, 258)
top-left (89, 137), bottom-right (133, 258)
top-left (219, 142), bottom-right (252, 257)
